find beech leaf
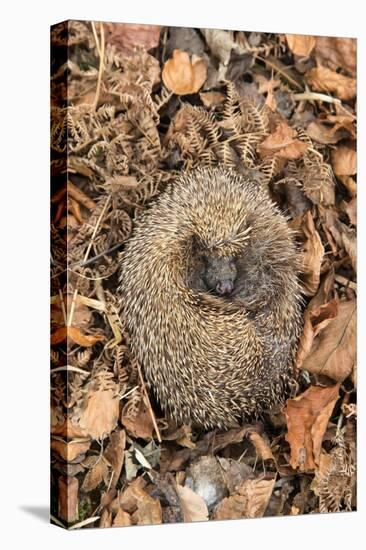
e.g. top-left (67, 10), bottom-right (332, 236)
top-left (162, 49), bottom-right (207, 95)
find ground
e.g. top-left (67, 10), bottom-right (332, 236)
top-left (50, 21), bottom-right (357, 528)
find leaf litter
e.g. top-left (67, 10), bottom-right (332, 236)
top-left (51, 21), bottom-right (357, 528)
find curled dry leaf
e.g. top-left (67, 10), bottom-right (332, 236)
top-left (331, 145), bottom-right (357, 176)
top-left (78, 387), bottom-right (119, 440)
top-left (58, 476), bottom-right (79, 523)
top-left (248, 431), bottom-right (275, 461)
top-left (50, 326), bottom-right (105, 346)
top-left (162, 49), bottom-right (207, 95)
top-left (301, 300), bottom-right (356, 383)
top-left (284, 384), bottom-right (340, 471)
top-left (300, 211), bottom-right (324, 296)
top-left (118, 482), bottom-right (162, 525)
top-left (176, 485), bottom-right (209, 522)
top-left (51, 438), bottom-right (91, 462)
top-left (314, 37), bottom-right (356, 77)
top-left (213, 478), bottom-right (275, 520)
top-left (257, 119), bottom-right (308, 160)
top-left (305, 67), bottom-right (356, 101)
top-left (112, 508), bottom-right (132, 527)
top-left (286, 34), bottom-right (316, 57)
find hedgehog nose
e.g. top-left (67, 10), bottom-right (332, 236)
top-left (216, 280), bottom-right (234, 295)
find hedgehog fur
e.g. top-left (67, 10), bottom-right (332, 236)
top-left (118, 166), bottom-right (303, 429)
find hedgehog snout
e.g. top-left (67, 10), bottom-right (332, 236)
top-left (216, 280), bottom-right (234, 295)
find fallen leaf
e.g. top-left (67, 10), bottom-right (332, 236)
top-left (202, 28), bottom-right (236, 66)
top-left (286, 34), bottom-right (316, 57)
top-left (314, 37), bottom-right (356, 77)
top-left (58, 476), bottom-right (78, 523)
top-left (162, 49), bottom-right (207, 95)
top-left (338, 175), bottom-right (357, 197)
top-left (331, 145), bottom-right (357, 176)
top-left (306, 120), bottom-right (349, 145)
top-left (306, 66), bottom-right (356, 101)
top-left (78, 387), bottom-right (119, 440)
top-left (121, 395), bottom-right (154, 440)
top-left (51, 326), bottom-right (104, 346)
top-left (217, 457), bottom-right (253, 494)
top-left (284, 384), bottom-right (340, 471)
top-left (132, 495), bottom-right (162, 526)
top-left (257, 120), bottom-right (308, 160)
top-left (301, 300), bottom-right (356, 382)
top-left (82, 458), bottom-right (109, 492)
top-left (199, 91), bottom-right (226, 108)
top-left (300, 211), bottom-right (324, 296)
top-left (342, 197), bottom-right (357, 225)
top-left (185, 456), bottom-right (227, 510)
top-left (248, 431), bottom-right (275, 461)
top-left (103, 429), bottom-right (126, 490)
top-left (105, 23), bottom-right (161, 53)
top-left (112, 508), bottom-right (132, 527)
top-left (213, 478), bottom-right (275, 519)
top-left (51, 438), bottom-right (91, 462)
top-left (119, 477), bottom-right (147, 513)
top-left (176, 485), bottom-right (209, 522)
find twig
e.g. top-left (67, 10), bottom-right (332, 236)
top-left (73, 241), bottom-right (125, 269)
top-left (58, 288), bottom-right (67, 326)
top-left (92, 22), bottom-right (105, 111)
top-left (136, 362), bottom-right (162, 443)
top-left (293, 91), bottom-right (341, 105)
top-left (334, 274), bottom-right (357, 291)
top-left (51, 365), bottom-right (91, 375)
top-left (67, 196), bottom-right (111, 327)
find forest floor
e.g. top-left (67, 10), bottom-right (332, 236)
top-left (50, 22), bottom-right (356, 528)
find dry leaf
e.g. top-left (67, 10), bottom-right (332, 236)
top-left (119, 477), bottom-right (147, 513)
top-left (306, 121), bottom-right (349, 145)
top-left (176, 485), bottom-right (209, 522)
top-left (214, 478), bottom-right (275, 519)
top-left (257, 120), bottom-right (308, 160)
top-left (58, 476), bottom-right (78, 523)
top-left (342, 197), bottom-right (357, 225)
top-left (286, 34), bottom-right (316, 57)
top-left (105, 23), bottom-right (161, 53)
top-left (301, 300), bottom-right (356, 382)
top-left (331, 145), bottom-right (357, 176)
top-left (51, 438), bottom-right (91, 462)
top-left (306, 66), bottom-right (356, 101)
top-left (300, 211), bottom-right (324, 296)
top-left (132, 496), bottom-right (162, 526)
top-left (284, 384), bottom-right (340, 471)
top-left (104, 430), bottom-right (126, 489)
top-left (78, 387), bottom-right (119, 439)
top-left (121, 395), bottom-right (154, 440)
top-left (162, 49), bottom-right (207, 95)
top-left (112, 508), bottom-right (132, 527)
top-left (199, 91), bottom-right (226, 108)
top-left (82, 458), bottom-right (109, 492)
top-left (51, 326), bottom-right (104, 346)
top-left (314, 37), bottom-right (356, 77)
top-left (248, 431), bottom-right (275, 461)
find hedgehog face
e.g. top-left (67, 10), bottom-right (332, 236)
top-left (202, 255), bottom-right (237, 296)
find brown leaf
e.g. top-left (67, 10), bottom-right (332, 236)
top-left (78, 387), bottom-right (119, 440)
top-left (331, 145), bottom-right (357, 176)
top-left (199, 91), bottom-right (226, 108)
top-left (104, 430), bottom-right (126, 489)
top-left (121, 395), bottom-right (154, 440)
top-left (305, 66), bottom-right (356, 101)
top-left (257, 120), bottom-right (308, 160)
top-left (119, 477), bottom-right (147, 513)
top-left (51, 438), bottom-right (91, 462)
top-left (342, 197), bottom-right (357, 225)
top-left (120, 485), bottom-right (162, 525)
top-left (306, 121), bottom-right (349, 145)
top-left (162, 49), bottom-right (207, 95)
top-left (248, 431), bottom-right (275, 461)
top-left (58, 476), bottom-right (78, 523)
top-left (50, 326), bottom-right (104, 346)
top-left (213, 478), bottom-right (275, 519)
top-left (300, 211), bottom-right (324, 296)
top-left (112, 508), bottom-right (132, 527)
top-left (82, 458), bottom-right (109, 492)
top-left (314, 37), bottom-right (356, 77)
top-left (105, 23), bottom-right (161, 53)
top-left (284, 384), bottom-right (340, 471)
top-left (176, 485), bottom-right (209, 522)
top-left (301, 300), bottom-right (356, 382)
top-left (286, 34), bottom-right (316, 57)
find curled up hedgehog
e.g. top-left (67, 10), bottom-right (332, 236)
top-left (119, 166), bottom-right (303, 429)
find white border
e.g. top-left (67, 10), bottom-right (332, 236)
top-left (1, 1), bottom-right (364, 549)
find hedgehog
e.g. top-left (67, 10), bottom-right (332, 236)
top-left (118, 166), bottom-right (303, 429)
